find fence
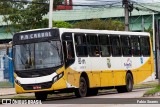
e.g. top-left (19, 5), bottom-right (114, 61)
top-left (0, 48), bottom-right (14, 88)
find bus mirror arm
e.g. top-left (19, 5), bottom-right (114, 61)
top-left (4, 54), bottom-right (12, 60)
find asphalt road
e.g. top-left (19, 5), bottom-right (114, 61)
top-left (43, 88), bottom-right (159, 104)
top-left (1, 88), bottom-right (160, 107)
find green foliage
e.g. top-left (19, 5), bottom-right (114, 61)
top-left (144, 25), bottom-right (153, 43)
top-left (73, 19), bottom-right (125, 30)
top-left (53, 21), bottom-right (72, 28)
top-left (0, 0), bottom-right (25, 15)
top-left (36, 18), bottom-right (49, 28)
top-left (0, 0), bottom-right (63, 34)
top-left (134, 81), bottom-right (158, 89)
top-left (143, 85), bottom-right (160, 96)
top-left (0, 82), bottom-right (12, 88)
top-left (36, 19), bottom-right (72, 28)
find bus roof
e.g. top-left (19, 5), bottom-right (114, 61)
top-left (58, 28), bottom-right (150, 36)
top-left (16, 28), bottom-right (150, 37)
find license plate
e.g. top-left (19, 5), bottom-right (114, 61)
top-left (33, 86), bottom-right (41, 90)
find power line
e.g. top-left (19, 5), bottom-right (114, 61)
top-left (131, 1), bottom-right (160, 13)
top-left (1, 0), bottom-right (49, 4)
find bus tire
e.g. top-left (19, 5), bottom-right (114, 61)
top-left (87, 88), bottom-right (98, 96)
top-left (75, 76), bottom-right (87, 97)
top-left (35, 92), bottom-right (48, 101)
top-left (117, 73), bottom-right (133, 93)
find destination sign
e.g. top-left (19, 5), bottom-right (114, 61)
top-left (19, 31), bottom-right (52, 40)
top-left (13, 29), bottom-right (59, 45)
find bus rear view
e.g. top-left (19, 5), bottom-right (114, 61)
top-left (13, 28), bottom-right (65, 100)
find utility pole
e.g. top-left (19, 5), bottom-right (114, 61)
top-left (152, 13), bottom-right (157, 82)
top-left (142, 16), bottom-right (144, 32)
top-left (156, 19), bottom-right (160, 85)
top-left (123, 0), bottom-right (129, 31)
top-left (49, 0), bottom-right (54, 28)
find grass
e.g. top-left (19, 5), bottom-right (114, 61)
top-left (0, 82), bottom-right (13, 88)
top-left (134, 81), bottom-right (158, 89)
top-left (143, 85), bottom-right (160, 97)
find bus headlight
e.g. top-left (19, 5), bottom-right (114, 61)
top-left (15, 78), bottom-right (21, 86)
top-left (53, 76), bottom-right (58, 83)
top-left (59, 72), bottom-right (64, 78)
top-left (52, 72), bottom-right (64, 83)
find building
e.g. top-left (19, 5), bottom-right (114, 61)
top-left (55, 0), bottom-right (73, 10)
top-left (47, 3), bottom-right (160, 31)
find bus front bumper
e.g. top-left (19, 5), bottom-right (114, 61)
top-left (15, 77), bottom-right (67, 94)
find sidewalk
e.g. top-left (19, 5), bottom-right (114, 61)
top-left (0, 88), bottom-right (16, 96)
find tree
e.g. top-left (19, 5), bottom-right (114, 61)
top-left (73, 19), bottom-right (125, 31)
top-left (36, 19), bottom-right (72, 28)
top-left (144, 25), bottom-right (153, 43)
top-left (53, 21), bottom-right (72, 28)
top-left (0, 0), bottom-right (63, 34)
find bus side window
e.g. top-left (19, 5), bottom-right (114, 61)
top-left (110, 35), bottom-right (121, 56)
top-left (140, 37), bottom-right (150, 56)
top-left (62, 41), bottom-right (67, 59)
top-left (74, 33), bottom-right (88, 57)
top-left (66, 42), bottom-right (75, 59)
top-left (131, 36), bottom-right (141, 56)
top-left (87, 34), bottom-right (100, 57)
top-left (99, 35), bottom-right (110, 57)
top-left (121, 36), bottom-right (132, 56)
top-left (62, 41), bottom-right (75, 59)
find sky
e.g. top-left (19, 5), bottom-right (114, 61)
top-left (73, 0), bottom-right (160, 4)
top-left (72, 0), bottom-right (160, 9)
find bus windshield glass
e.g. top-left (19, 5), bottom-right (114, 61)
top-left (14, 41), bottom-right (62, 71)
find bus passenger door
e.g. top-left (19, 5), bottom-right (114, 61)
top-left (62, 41), bottom-right (75, 68)
top-left (62, 33), bottom-right (75, 68)
top-left (62, 33), bottom-right (76, 87)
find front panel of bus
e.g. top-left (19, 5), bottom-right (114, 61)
top-left (12, 29), bottom-right (67, 93)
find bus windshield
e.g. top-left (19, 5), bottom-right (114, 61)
top-left (14, 41), bottom-right (62, 71)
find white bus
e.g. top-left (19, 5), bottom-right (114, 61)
top-left (12, 28), bottom-right (154, 100)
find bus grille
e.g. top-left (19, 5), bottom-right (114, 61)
top-left (21, 81), bottom-right (53, 90)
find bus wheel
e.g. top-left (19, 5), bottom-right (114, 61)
top-left (117, 73), bottom-right (133, 93)
top-left (35, 92), bottom-right (48, 101)
top-left (75, 77), bottom-right (87, 97)
top-left (125, 73), bottom-right (133, 92)
top-left (87, 88), bottom-right (98, 96)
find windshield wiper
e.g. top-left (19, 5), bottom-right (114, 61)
top-left (49, 41), bottom-right (62, 62)
top-left (16, 52), bottom-right (25, 67)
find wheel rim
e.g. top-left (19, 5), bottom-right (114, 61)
top-left (79, 79), bottom-right (87, 96)
top-left (127, 76), bottom-right (132, 91)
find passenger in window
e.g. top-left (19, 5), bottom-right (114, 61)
top-left (67, 43), bottom-right (73, 59)
top-left (68, 51), bottom-right (73, 58)
top-left (101, 46), bottom-right (109, 56)
top-left (94, 49), bottom-right (99, 56)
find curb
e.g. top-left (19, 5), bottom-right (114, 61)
top-left (143, 92), bottom-right (160, 97)
top-left (0, 93), bottom-right (16, 96)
